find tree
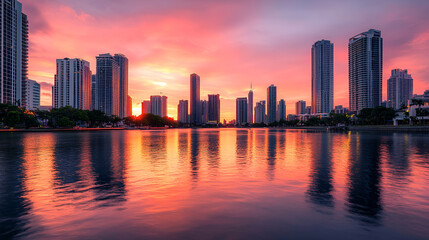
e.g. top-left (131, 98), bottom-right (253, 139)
top-left (358, 107), bottom-right (397, 125)
top-left (58, 116), bottom-right (74, 128)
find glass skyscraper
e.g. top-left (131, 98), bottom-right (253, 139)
top-left (349, 29), bottom-right (383, 112)
top-left (96, 54), bottom-right (120, 116)
top-left (312, 40), bottom-right (334, 114)
top-left (190, 73), bottom-right (201, 125)
top-left (267, 84), bottom-right (277, 123)
top-left (0, 0), bottom-right (28, 106)
top-left (113, 54), bottom-right (129, 118)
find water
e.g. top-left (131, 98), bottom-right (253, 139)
top-left (0, 129), bottom-right (428, 240)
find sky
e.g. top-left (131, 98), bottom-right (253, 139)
top-left (21, 0), bottom-right (429, 120)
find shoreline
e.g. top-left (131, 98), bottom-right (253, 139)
top-left (1, 125), bottom-right (429, 133)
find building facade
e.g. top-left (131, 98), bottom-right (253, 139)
top-left (267, 84), bottom-right (277, 123)
top-left (236, 97), bottom-right (248, 125)
top-left (254, 101), bottom-right (266, 124)
top-left (0, 0), bottom-right (28, 106)
top-left (141, 100), bottom-right (151, 115)
top-left (296, 100), bottom-right (306, 115)
top-left (349, 29), bottom-right (383, 112)
top-left (113, 54), bottom-right (128, 117)
top-left (91, 74), bottom-right (96, 110)
top-left (23, 79), bottom-right (40, 110)
top-left (312, 40), bottom-right (334, 114)
top-left (127, 95), bottom-right (132, 116)
top-left (177, 100), bottom-right (188, 123)
top-left (190, 73), bottom-right (201, 125)
top-left (277, 99), bottom-right (286, 121)
top-left (248, 88), bottom-right (253, 124)
top-left (208, 94), bottom-right (220, 123)
top-left (201, 100), bottom-right (208, 124)
top-left (96, 54), bottom-right (120, 116)
top-left (387, 69), bottom-right (413, 110)
top-left (53, 58), bottom-right (92, 110)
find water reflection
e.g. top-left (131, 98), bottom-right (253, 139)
top-left (190, 130), bottom-right (200, 182)
top-left (0, 134), bottom-right (30, 239)
top-left (236, 130), bottom-right (249, 166)
top-left (346, 133), bottom-right (383, 225)
top-left (306, 133), bottom-right (334, 209)
top-left (267, 130), bottom-right (277, 181)
top-left (207, 131), bottom-right (220, 170)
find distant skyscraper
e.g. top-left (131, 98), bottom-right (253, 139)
top-left (277, 99), bottom-right (286, 121)
top-left (113, 54), bottom-right (128, 118)
top-left (96, 53), bottom-right (120, 116)
top-left (178, 100), bottom-right (188, 123)
top-left (387, 69), bottom-right (413, 109)
top-left (190, 73), bottom-right (201, 125)
top-left (150, 95), bottom-right (166, 117)
top-left (208, 94), bottom-right (220, 123)
top-left (312, 40), bottom-right (334, 114)
top-left (254, 101), bottom-right (266, 124)
top-left (201, 100), bottom-right (208, 124)
top-left (23, 80), bottom-right (40, 110)
top-left (305, 106), bottom-right (312, 114)
top-left (248, 85), bottom-right (253, 124)
top-left (267, 84), bottom-right (277, 123)
top-left (127, 95), bottom-right (132, 116)
top-left (54, 58), bottom-right (92, 110)
top-left (236, 97), bottom-right (248, 125)
top-left (141, 100), bottom-right (151, 115)
top-left (0, 0), bottom-right (28, 106)
top-left (349, 29), bottom-right (383, 112)
top-left (296, 100), bottom-right (306, 115)
top-left (91, 74), bottom-right (96, 110)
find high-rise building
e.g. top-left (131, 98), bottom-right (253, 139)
top-left (178, 100), bottom-right (188, 123)
top-left (141, 100), bottom-right (151, 115)
top-left (305, 106), bottom-right (312, 114)
top-left (296, 100), bottom-right (306, 115)
top-left (236, 97), bottom-right (248, 125)
top-left (150, 95), bottom-right (162, 117)
top-left (349, 29), bottom-right (383, 112)
top-left (127, 95), bottom-right (132, 116)
top-left (161, 96), bottom-right (168, 117)
top-left (248, 86), bottom-right (253, 124)
top-left (254, 101), bottom-right (266, 124)
top-left (23, 79), bottom-right (40, 110)
top-left (91, 74), bottom-right (96, 110)
top-left (190, 73), bottom-right (201, 125)
top-left (387, 69), bottom-right (413, 109)
top-left (334, 105), bottom-right (349, 114)
top-left (53, 58), bottom-right (92, 110)
top-left (0, 0), bottom-right (28, 106)
top-left (208, 94), bottom-right (220, 123)
top-left (312, 40), bottom-right (334, 114)
top-left (277, 99), bottom-right (286, 121)
top-left (201, 100), bottom-right (208, 124)
top-left (267, 84), bottom-right (277, 123)
top-left (96, 53), bottom-right (120, 116)
top-left (113, 54), bottom-right (128, 117)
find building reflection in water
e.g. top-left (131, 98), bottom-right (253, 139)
top-left (385, 134), bottom-right (411, 186)
top-left (0, 134), bottom-right (30, 239)
top-left (207, 130), bottom-right (220, 172)
top-left (89, 132), bottom-right (126, 207)
top-left (306, 133), bottom-right (334, 209)
top-left (236, 130), bottom-right (249, 166)
top-left (346, 133), bottom-right (383, 225)
top-left (190, 130), bottom-right (200, 182)
top-left (266, 130), bottom-right (277, 181)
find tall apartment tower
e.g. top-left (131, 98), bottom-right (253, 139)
top-left (277, 99), bottom-right (286, 121)
top-left (236, 97), bottom-right (248, 125)
top-left (161, 96), bottom-right (168, 117)
top-left (248, 85), bottom-right (253, 124)
top-left (150, 95), bottom-right (164, 117)
top-left (96, 54), bottom-right (120, 116)
top-left (113, 54), bottom-right (128, 117)
top-left (312, 40), bottom-right (334, 114)
top-left (91, 74), bottom-right (96, 110)
top-left (23, 79), bottom-right (40, 110)
top-left (53, 58), bottom-right (92, 110)
top-left (267, 84), bottom-right (277, 123)
top-left (141, 100), bottom-right (151, 115)
top-left (190, 73), bottom-right (201, 125)
top-left (201, 100), bottom-right (208, 124)
top-left (127, 95), bottom-right (132, 116)
top-left (387, 69), bottom-right (413, 109)
top-left (296, 100), bottom-right (306, 115)
top-left (254, 101), bottom-right (266, 124)
top-left (349, 29), bottom-right (383, 112)
top-left (208, 94), bottom-right (220, 123)
top-left (178, 100), bottom-right (188, 123)
top-left (0, 0), bottom-right (28, 106)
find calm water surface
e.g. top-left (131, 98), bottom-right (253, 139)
top-left (0, 129), bottom-right (429, 240)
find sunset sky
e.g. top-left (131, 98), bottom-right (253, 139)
top-left (22, 0), bottom-right (429, 120)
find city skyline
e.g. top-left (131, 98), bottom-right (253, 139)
top-left (16, 0), bottom-right (429, 120)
